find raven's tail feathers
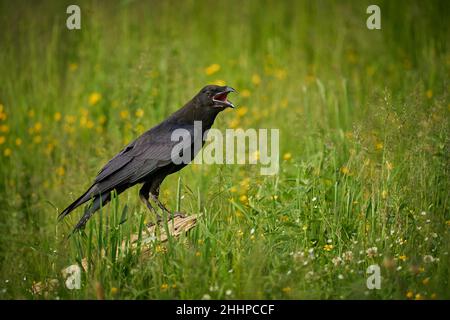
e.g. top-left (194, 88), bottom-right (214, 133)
top-left (58, 185), bottom-right (97, 221)
top-left (70, 192), bottom-right (112, 234)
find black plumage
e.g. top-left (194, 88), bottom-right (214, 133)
top-left (59, 85), bottom-right (236, 232)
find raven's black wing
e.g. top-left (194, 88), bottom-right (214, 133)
top-left (94, 122), bottom-right (195, 189)
top-left (58, 122), bottom-right (195, 220)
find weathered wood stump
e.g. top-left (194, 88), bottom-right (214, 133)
top-left (32, 215), bottom-right (199, 295)
top-left (81, 214), bottom-right (200, 270)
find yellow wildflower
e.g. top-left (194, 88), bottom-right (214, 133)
top-left (205, 64), bottom-right (220, 75)
top-left (241, 89), bottom-right (251, 98)
top-left (274, 69), bottom-right (287, 80)
top-left (381, 190), bottom-right (388, 199)
top-left (45, 143), bottom-right (55, 155)
top-left (375, 142), bottom-right (383, 150)
top-left (33, 135), bottom-right (42, 144)
top-left (415, 293), bottom-right (424, 300)
top-left (34, 122), bottom-right (42, 133)
top-left (110, 287), bottom-right (118, 295)
top-left (28, 110), bottom-right (35, 118)
top-left (426, 90), bottom-right (433, 99)
top-left (239, 194), bottom-right (248, 203)
top-left (240, 178), bottom-right (250, 191)
top-left (252, 74), bottom-right (261, 86)
top-left (195, 251), bottom-right (201, 257)
top-left (340, 166), bottom-right (350, 175)
top-left (98, 115), bottom-right (107, 125)
top-left (229, 118), bottom-right (240, 128)
top-left (80, 108), bottom-right (89, 117)
top-left (54, 112), bottom-right (62, 122)
top-left (3, 148), bottom-right (12, 157)
top-left (68, 63), bottom-right (78, 72)
top-left (213, 79), bottom-right (226, 86)
top-left (323, 244), bottom-right (334, 251)
top-left (64, 125), bottom-right (75, 134)
top-left (406, 291), bottom-right (414, 299)
top-left (366, 65), bottom-right (376, 76)
top-left (160, 283), bottom-right (169, 290)
top-left (0, 124), bottom-right (9, 133)
top-left (65, 115), bottom-right (76, 124)
top-left (422, 277), bottom-right (430, 285)
top-left (283, 152), bottom-right (292, 161)
top-left (136, 124), bottom-right (145, 134)
top-left (56, 166), bottom-right (65, 177)
top-left (15, 138), bottom-right (22, 146)
top-left (119, 110), bottom-right (129, 120)
top-left (251, 150), bottom-right (260, 161)
top-left (399, 255), bottom-right (407, 262)
top-left (282, 287), bottom-right (292, 294)
top-left (79, 116), bottom-right (87, 127)
top-left (0, 136), bottom-right (5, 144)
top-left (431, 293), bottom-right (437, 299)
top-left (88, 92), bottom-right (102, 106)
top-left (229, 186), bottom-right (237, 193)
top-left (155, 245), bottom-right (166, 254)
top-left (135, 108), bottom-right (144, 118)
top-left (236, 106), bottom-right (248, 117)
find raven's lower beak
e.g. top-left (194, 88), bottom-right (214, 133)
top-left (213, 86), bottom-right (237, 108)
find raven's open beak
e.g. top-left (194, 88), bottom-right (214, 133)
top-left (213, 86), bottom-right (237, 108)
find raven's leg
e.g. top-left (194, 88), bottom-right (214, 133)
top-left (139, 182), bottom-right (162, 223)
top-left (149, 178), bottom-right (186, 220)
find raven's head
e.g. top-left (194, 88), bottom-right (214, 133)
top-left (197, 85), bottom-right (237, 109)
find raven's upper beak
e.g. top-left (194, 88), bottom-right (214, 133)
top-left (224, 86), bottom-right (237, 94)
top-left (213, 86), bottom-right (237, 108)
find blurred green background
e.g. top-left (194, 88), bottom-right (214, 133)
top-left (0, 0), bottom-right (449, 299)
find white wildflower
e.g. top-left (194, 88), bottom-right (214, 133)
top-left (343, 251), bottom-right (354, 262)
top-left (366, 247), bottom-right (378, 258)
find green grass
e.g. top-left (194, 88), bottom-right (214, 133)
top-left (0, 0), bottom-right (449, 299)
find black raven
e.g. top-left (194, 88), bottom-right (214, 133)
top-left (59, 85), bottom-right (236, 232)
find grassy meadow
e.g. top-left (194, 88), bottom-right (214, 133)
top-left (0, 0), bottom-right (449, 299)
